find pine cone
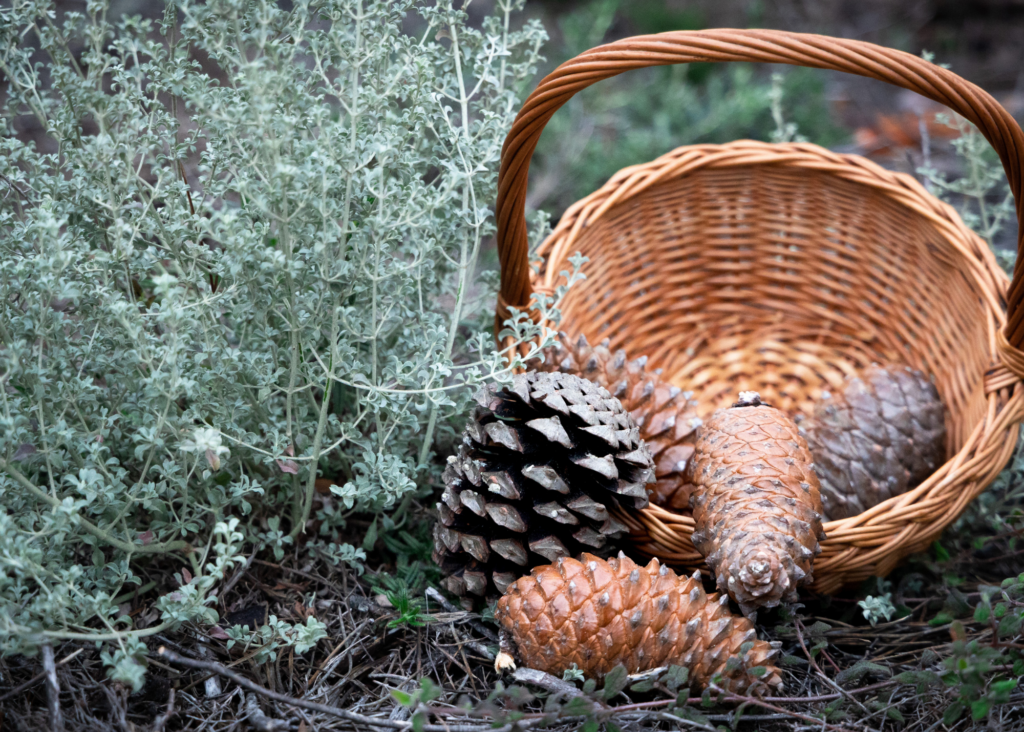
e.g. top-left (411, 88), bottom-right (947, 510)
top-left (685, 392), bottom-right (825, 618)
top-left (494, 553), bottom-right (783, 696)
top-left (433, 371), bottom-right (655, 605)
top-left (535, 333), bottom-right (702, 510)
top-left (799, 365), bottom-right (946, 521)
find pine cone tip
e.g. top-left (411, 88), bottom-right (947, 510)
top-left (723, 542), bottom-right (801, 619)
top-left (733, 391), bottom-right (768, 408)
top-left (494, 651), bottom-right (517, 672)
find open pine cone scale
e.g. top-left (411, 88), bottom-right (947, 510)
top-left (536, 333), bottom-right (703, 510)
top-left (433, 371), bottom-right (656, 604)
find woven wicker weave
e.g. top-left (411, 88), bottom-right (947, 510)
top-left (494, 30), bottom-right (1024, 594)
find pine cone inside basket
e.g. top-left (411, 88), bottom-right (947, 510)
top-left (685, 392), bottom-right (825, 618)
top-left (535, 333), bottom-right (702, 510)
top-left (799, 365), bottom-right (946, 521)
top-left (433, 372), bottom-right (655, 606)
top-left (494, 552), bottom-right (783, 695)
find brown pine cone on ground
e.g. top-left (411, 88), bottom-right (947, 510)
top-left (494, 552), bottom-right (783, 696)
top-left (535, 333), bottom-right (702, 510)
top-left (433, 371), bottom-right (655, 607)
top-left (685, 392), bottom-right (825, 618)
top-left (798, 365), bottom-right (946, 521)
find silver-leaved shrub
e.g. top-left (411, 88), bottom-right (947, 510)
top-left (0, 0), bottom-right (561, 687)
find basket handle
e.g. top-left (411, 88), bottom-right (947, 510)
top-left (495, 29), bottom-right (1024, 356)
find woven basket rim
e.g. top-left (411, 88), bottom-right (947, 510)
top-left (493, 29), bottom-right (1024, 589)
top-left (534, 140), bottom-right (1008, 320)
top-left (526, 139), bottom-right (1024, 587)
top-left (533, 137), bottom-right (1016, 516)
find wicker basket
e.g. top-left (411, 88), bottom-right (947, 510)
top-left (494, 30), bottom-right (1024, 594)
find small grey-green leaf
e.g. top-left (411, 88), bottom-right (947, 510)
top-left (601, 665), bottom-right (629, 700)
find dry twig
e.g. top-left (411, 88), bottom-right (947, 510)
top-left (41, 644), bottom-right (64, 732)
top-left (512, 668), bottom-right (593, 701)
top-left (156, 646), bottom-right (524, 732)
top-left (151, 688), bottom-right (177, 732)
top-left (244, 693), bottom-right (289, 731)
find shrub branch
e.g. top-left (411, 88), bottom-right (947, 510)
top-left (0, 458), bottom-right (191, 555)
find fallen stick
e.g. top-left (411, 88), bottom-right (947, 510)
top-left (156, 646), bottom-right (527, 732)
top-left (245, 693), bottom-right (288, 731)
top-left (424, 587), bottom-right (498, 642)
top-left (512, 668), bottom-right (593, 701)
top-left (42, 644), bottom-right (64, 732)
top-left (151, 688), bottom-right (176, 732)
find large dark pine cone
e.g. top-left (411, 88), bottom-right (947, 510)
top-left (799, 365), bottom-right (946, 521)
top-left (433, 371), bottom-right (655, 605)
top-left (534, 333), bottom-right (702, 510)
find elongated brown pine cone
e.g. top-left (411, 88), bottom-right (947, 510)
top-left (685, 392), bottom-right (825, 618)
top-left (433, 372), bottom-right (655, 606)
top-left (494, 553), bottom-right (783, 696)
top-left (535, 333), bottom-right (702, 510)
top-left (799, 365), bottom-right (946, 521)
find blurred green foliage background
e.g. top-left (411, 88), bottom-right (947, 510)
top-left (523, 0), bottom-right (849, 215)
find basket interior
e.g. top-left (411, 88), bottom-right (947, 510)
top-left (549, 164), bottom-right (995, 454)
